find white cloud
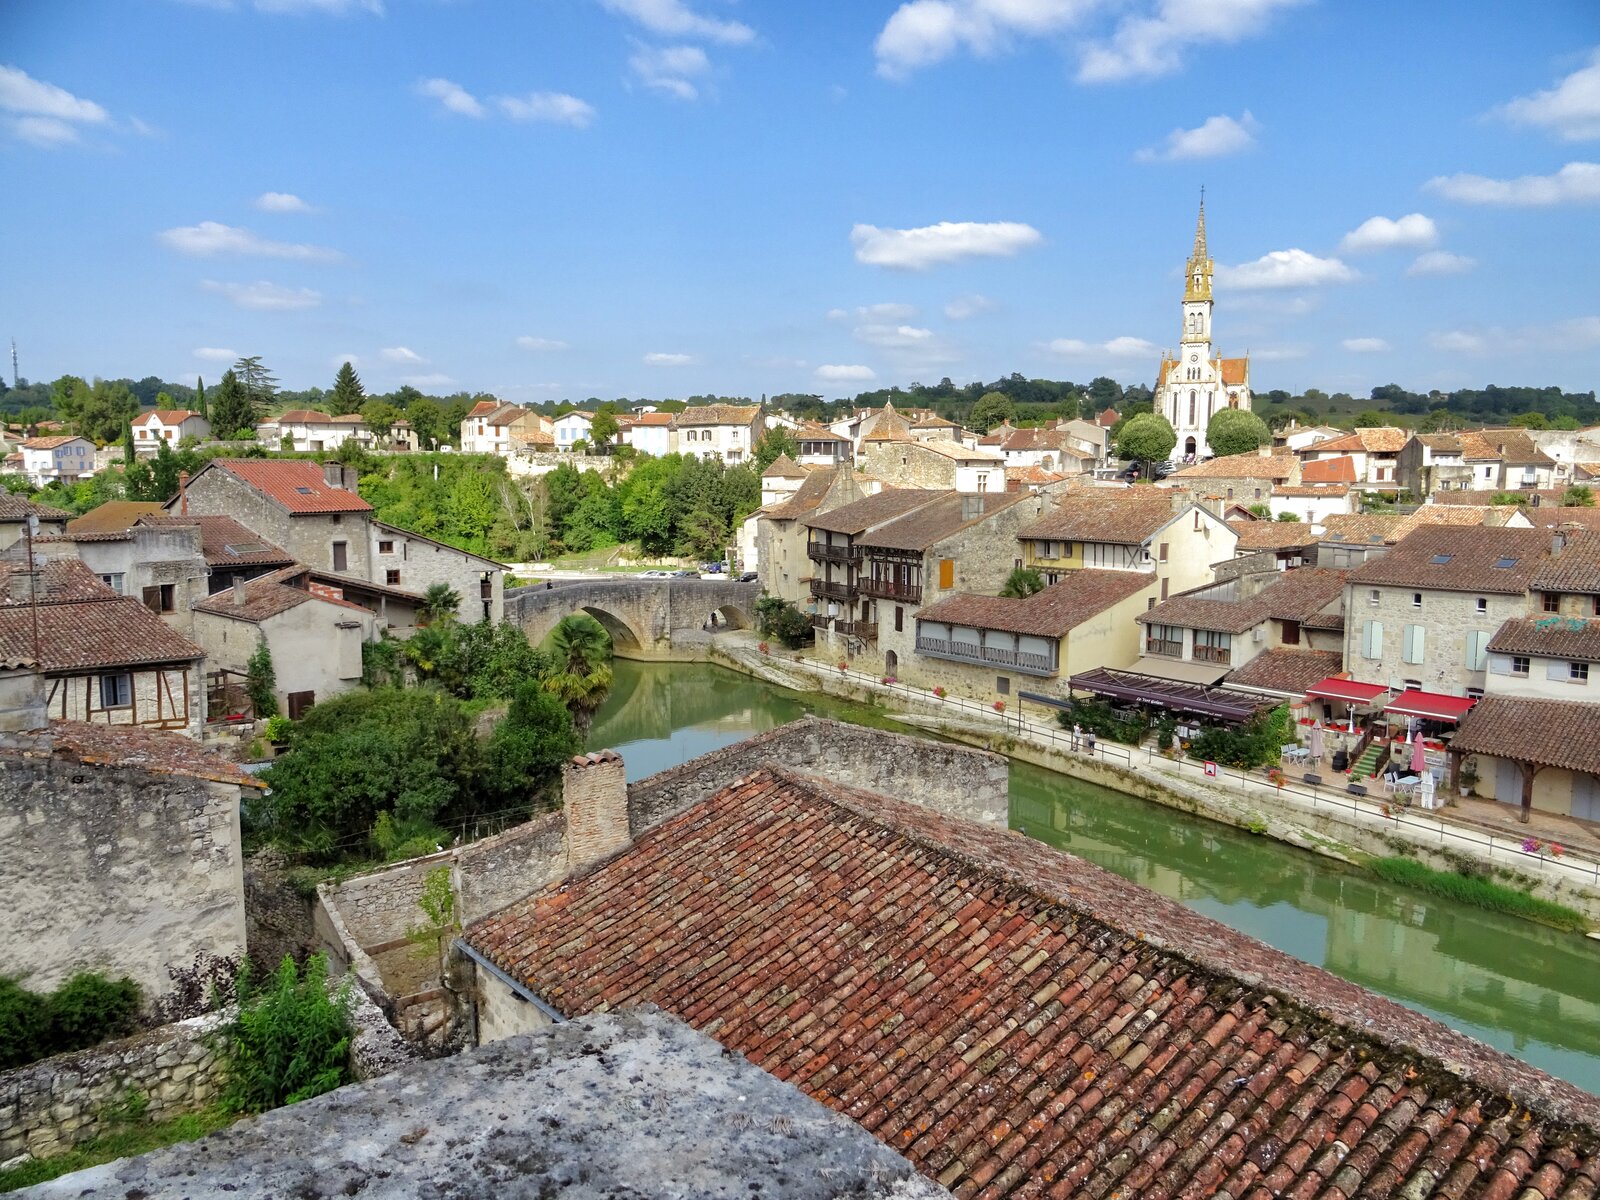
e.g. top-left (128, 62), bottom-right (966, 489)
top-left (517, 336), bottom-right (570, 351)
top-left (1216, 248), bottom-right (1357, 290)
top-left (1341, 337), bottom-right (1390, 353)
top-left (1077, 0), bottom-right (1304, 84)
top-left (254, 191), bottom-right (313, 213)
top-left (1046, 335), bottom-right (1158, 358)
top-left (201, 279), bottom-right (322, 310)
top-left (497, 92), bottom-right (597, 128)
top-left (1406, 250), bottom-right (1477, 278)
top-left (403, 373), bottom-right (456, 389)
top-left (1338, 213), bottom-right (1437, 254)
top-left (644, 351), bottom-right (695, 366)
top-left (0, 65), bottom-right (110, 148)
top-left (159, 220), bottom-right (342, 261)
top-left (829, 303), bottom-right (918, 322)
top-left (332, 353), bottom-right (361, 368)
top-left (628, 44), bottom-right (711, 100)
top-left (1496, 48), bottom-right (1600, 142)
top-left (597, 0), bottom-right (754, 45)
top-left (1429, 317), bottom-right (1600, 355)
top-left (816, 364), bottom-right (877, 383)
top-left (1429, 330), bottom-right (1486, 354)
top-left (851, 220), bottom-right (1042, 270)
top-left (873, 0), bottom-right (1094, 80)
top-left (417, 77), bottom-right (485, 118)
top-left (193, 347), bottom-right (238, 362)
top-left (382, 346), bottom-right (426, 363)
top-left (1424, 161), bottom-right (1600, 206)
top-left (1135, 111), bottom-right (1258, 162)
top-left (855, 323), bottom-right (936, 349)
top-left (944, 293), bottom-right (995, 320)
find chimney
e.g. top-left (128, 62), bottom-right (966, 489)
top-left (178, 471), bottom-right (189, 515)
top-left (562, 749), bottom-right (630, 873)
top-left (5, 568), bottom-right (38, 604)
top-left (323, 463), bottom-right (344, 489)
top-left (1553, 528), bottom-right (1569, 557)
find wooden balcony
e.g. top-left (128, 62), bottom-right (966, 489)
top-left (857, 577), bottom-right (922, 604)
top-left (915, 635), bottom-right (1057, 676)
top-left (809, 578), bottom-right (855, 602)
top-left (807, 541), bottom-right (861, 563)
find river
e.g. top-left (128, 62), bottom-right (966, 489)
top-left (588, 659), bottom-right (1600, 1094)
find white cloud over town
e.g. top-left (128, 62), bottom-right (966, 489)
top-left (1495, 48), bottom-right (1600, 142)
top-left (382, 346), bottom-right (427, 363)
top-left (497, 92), bottom-right (597, 127)
top-left (1425, 161), bottom-right (1600, 206)
top-left (851, 220), bottom-right (1043, 270)
top-left (644, 351), bottom-right (695, 366)
top-left (1046, 336), bottom-right (1158, 358)
top-left (159, 221), bottom-right (343, 261)
top-left (517, 336), bottom-right (570, 351)
top-left (1076, 0), bottom-right (1305, 83)
top-left (854, 323), bottom-right (936, 349)
top-left (1216, 248), bottom-right (1357, 289)
top-left (1406, 250), bottom-right (1476, 278)
top-left (253, 191), bottom-right (314, 213)
top-left (597, 0), bottom-right (754, 45)
top-left (1135, 112), bottom-right (1258, 161)
top-left (417, 77), bottom-right (485, 117)
top-left (944, 294), bottom-right (996, 320)
top-left (816, 364), bottom-right (877, 382)
top-left (201, 280), bottom-right (323, 310)
top-left (1341, 337), bottom-right (1390, 353)
top-left (1337, 213), bottom-right (1436, 254)
top-left (627, 44), bottom-right (711, 100)
top-left (192, 346), bottom-right (238, 361)
top-left (0, 65), bottom-right (111, 147)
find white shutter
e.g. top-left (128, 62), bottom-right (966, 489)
top-left (1466, 631), bottom-right (1488, 671)
top-left (1489, 652), bottom-right (1510, 676)
top-left (1547, 660), bottom-right (1566, 681)
top-left (1363, 620), bottom-right (1384, 660)
top-left (1404, 624), bottom-right (1425, 665)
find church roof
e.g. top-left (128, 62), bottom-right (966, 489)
top-left (1219, 357), bottom-right (1249, 385)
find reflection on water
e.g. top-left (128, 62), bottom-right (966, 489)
top-left (591, 659), bottom-right (1600, 1094)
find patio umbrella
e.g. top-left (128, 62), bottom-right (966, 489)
top-left (1410, 735), bottom-right (1426, 774)
top-left (1347, 706), bottom-right (1356, 733)
top-left (1309, 721), bottom-right (1324, 762)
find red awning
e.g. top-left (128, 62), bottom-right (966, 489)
top-left (1385, 690), bottom-right (1477, 722)
top-left (1305, 677), bottom-right (1388, 705)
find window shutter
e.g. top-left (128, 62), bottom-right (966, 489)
top-left (1403, 624), bottom-right (1425, 665)
top-left (939, 558), bottom-right (954, 589)
top-left (1489, 652), bottom-right (1509, 676)
top-left (141, 586), bottom-right (162, 613)
top-left (1466, 631), bottom-right (1488, 670)
top-left (1547, 660), bottom-right (1566, 681)
top-left (1362, 620), bottom-right (1384, 660)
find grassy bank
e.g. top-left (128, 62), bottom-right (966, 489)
top-left (0, 1108), bottom-right (236, 1193)
top-left (1368, 857), bottom-right (1589, 931)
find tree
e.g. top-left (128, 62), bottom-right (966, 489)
top-left (121, 422), bottom-right (136, 466)
top-left (1351, 410), bottom-right (1388, 428)
top-left (755, 595), bottom-right (811, 649)
top-left (195, 377), bottom-right (206, 419)
top-left (419, 583), bottom-right (462, 624)
top-left (999, 567), bottom-right (1045, 598)
top-left (210, 370), bottom-right (256, 439)
top-left (589, 409), bottom-right (619, 450)
top-left (245, 639), bottom-right (278, 718)
top-left (754, 426), bottom-right (799, 470)
top-left (361, 398), bottom-right (399, 444)
top-left (51, 376), bottom-right (139, 444)
top-left (1087, 376), bottom-right (1122, 410)
top-left (232, 356), bottom-right (278, 415)
top-left (485, 681), bottom-right (580, 804)
top-left (969, 391), bottom-right (1015, 434)
top-left (541, 613), bottom-right (614, 739)
top-left (330, 361), bottom-right (366, 415)
top-left (1563, 485), bottom-right (1595, 508)
top-left (1206, 409), bottom-right (1272, 457)
top-left (408, 398), bottom-right (447, 450)
top-left (1115, 412), bottom-right (1177, 469)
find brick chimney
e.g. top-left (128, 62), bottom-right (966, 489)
top-left (178, 471), bottom-right (189, 515)
top-left (562, 749), bottom-right (630, 873)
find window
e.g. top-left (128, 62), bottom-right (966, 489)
top-left (1476, 597), bottom-right (1488, 614)
top-left (1543, 592), bottom-right (1560, 613)
top-left (386, 569), bottom-right (401, 585)
top-left (1466, 687), bottom-right (1485, 700)
top-left (378, 540), bottom-right (394, 554)
top-left (1158, 542), bottom-right (1169, 563)
top-left (1511, 655), bottom-right (1530, 677)
top-left (894, 605), bottom-right (903, 633)
top-left (1429, 554), bottom-right (1454, 565)
top-left (1594, 596), bottom-right (1600, 617)
top-left (1571, 661), bottom-right (1590, 683)
top-left (333, 541), bottom-right (348, 572)
top-left (1145, 624), bottom-right (1182, 657)
top-left (331, 514), bottom-right (342, 525)
top-left (99, 572), bottom-right (124, 595)
top-left (99, 673), bottom-right (132, 709)
top-left (1368, 589), bottom-right (1380, 607)
top-left (1412, 592), bottom-right (1422, 609)
top-left (1193, 630), bottom-right (1232, 664)
top-left (996, 676), bottom-right (1010, 696)
top-left (1493, 557), bottom-right (1519, 569)
top-left (141, 584), bottom-right (175, 613)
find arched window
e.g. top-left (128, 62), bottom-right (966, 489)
top-left (1188, 390), bottom-right (1196, 425)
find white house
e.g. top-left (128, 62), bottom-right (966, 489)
top-left (461, 403), bottom-right (550, 456)
top-left (618, 412), bottom-right (673, 457)
top-left (553, 411), bottom-right (593, 451)
top-left (131, 409), bottom-right (210, 453)
top-left (19, 435), bottom-right (95, 486)
top-left (673, 404), bottom-right (761, 464)
top-left (259, 410), bottom-right (374, 454)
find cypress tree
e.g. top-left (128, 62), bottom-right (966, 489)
top-left (121, 422), bottom-right (136, 466)
top-left (195, 376), bottom-right (207, 419)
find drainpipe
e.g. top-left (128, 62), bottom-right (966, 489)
top-left (452, 938), bottom-right (566, 1024)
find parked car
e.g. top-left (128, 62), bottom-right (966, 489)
top-left (638, 569), bottom-right (673, 578)
top-left (701, 562), bottom-right (726, 574)
top-left (735, 571), bottom-right (758, 583)
top-left (670, 569), bottom-right (701, 579)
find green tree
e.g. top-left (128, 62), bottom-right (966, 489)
top-left (121, 422), bottom-right (136, 466)
top-left (51, 376), bottom-right (139, 444)
top-left (195, 376), bottom-right (206, 419)
top-left (589, 409), bottom-right (619, 450)
top-left (245, 640), bottom-right (279, 719)
top-left (330, 361), bottom-right (366, 415)
top-left (969, 391), bottom-right (1015, 434)
top-left (1205, 409), bottom-right (1272, 457)
top-left (1115, 412), bottom-right (1177, 470)
top-left (1087, 376), bottom-right (1122, 410)
top-left (419, 582), bottom-right (462, 624)
top-left (754, 595), bottom-right (811, 649)
top-left (485, 681), bottom-right (580, 803)
top-left (1351, 410), bottom-right (1388, 428)
top-left (232, 356), bottom-right (278, 416)
top-left (754, 426), bottom-right (799, 470)
top-left (361, 398), bottom-right (399, 443)
top-left (999, 566), bottom-right (1045, 598)
top-left (541, 613), bottom-right (614, 739)
top-left (209, 370), bottom-right (256, 439)
top-left (408, 398), bottom-right (447, 450)
top-left (1563, 485), bottom-right (1595, 507)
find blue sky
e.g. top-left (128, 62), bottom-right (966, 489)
top-left (3, 0), bottom-right (1598, 404)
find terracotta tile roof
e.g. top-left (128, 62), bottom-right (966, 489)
top-left (486, 403), bottom-right (527, 427)
top-left (1432, 488), bottom-right (1566, 507)
top-left (1533, 529), bottom-right (1600, 592)
top-left (1453, 695), bottom-right (1600, 776)
top-left (1218, 357), bottom-right (1248, 385)
top-left (205, 458), bottom-right (373, 514)
top-left (0, 594), bottom-right (203, 670)
top-left (1321, 506), bottom-right (1508, 545)
top-left (466, 400), bottom-right (500, 419)
top-left (977, 421), bottom-right (1011, 447)
top-left (330, 413), bottom-right (367, 426)
top-left (1138, 569), bottom-right (1346, 634)
top-left (1225, 519), bottom-right (1316, 550)
top-left (273, 409), bottom-right (336, 424)
top-left (1005, 465), bottom-right (1066, 486)
top-left (910, 415), bottom-right (960, 429)
top-left (1486, 615), bottom-right (1600, 661)
top-left (468, 765), bottom-right (1600, 1200)
top-left (916, 569), bottom-right (1151, 636)
top-left (674, 404), bottom-right (760, 426)
top-left (131, 409), bottom-right (199, 426)
top-left (1456, 428), bottom-right (1556, 466)
top-left (1225, 647), bottom-right (1343, 694)
top-left (1523, 506), bottom-right (1600, 534)
top-left (1302, 609), bottom-right (1346, 631)
top-left (762, 453), bottom-right (809, 479)
top-left (909, 438), bottom-right (1001, 462)
top-left (195, 566), bottom-right (368, 622)
top-left (0, 559), bottom-right (121, 606)
top-left (0, 493), bottom-right (72, 524)
top-left (861, 405), bottom-right (914, 444)
top-left (857, 491), bottom-right (1029, 552)
top-left (1347, 526), bottom-right (1550, 594)
top-left (17, 721), bottom-right (265, 789)
top-left (66, 500), bottom-right (165, 534)
top-left (1299, 455), bottom-right (1357, 484)
top-left (1018, 488), bottom-right (1177, 544)
top-left (138, 513), bottom-right (293, 568)
top-left (1095, 405), bottom-right (1118, 426)
top-left (1307, 427), bottom-right (1410, 454)
top-left (20, 435), bottom-right (87, 450)
top-left (794, 423), bottom-right (850, 442)
top-left (628, 411), bottom-right (675, 426)
top-left (997, 427), bottom-right (1071, 453)
top-left (1170, 452), bottom-right (1299, 480)
top-left (805, 489), bottom-right (943, 535)
top-left (763, 470), bottom-right (845, 520)
top-left (1272, 484), bottom-right (1350, 497)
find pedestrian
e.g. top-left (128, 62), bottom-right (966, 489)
top-left (1085, 730), bottom-right (1097, 754)
top-left (1072, 722), bottom-right (1082, 751)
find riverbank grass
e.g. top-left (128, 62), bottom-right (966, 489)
top-left (1368, 857), bottom-right (1589, 931)
top-left (0, 1107), bottom-right (235, 1193)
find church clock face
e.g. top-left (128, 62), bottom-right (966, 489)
top-left (1189, 353), bottom-right (1198, 363)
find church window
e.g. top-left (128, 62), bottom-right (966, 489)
top-left (1188, 391), bottom-right (1196, 425)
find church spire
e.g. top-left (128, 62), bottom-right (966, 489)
top-left (1192, 188), bottom-right (1207, 261)
top-left (1183, 188), bottom-right (1213, 305)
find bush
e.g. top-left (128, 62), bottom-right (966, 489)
top-left (0, 972), bottom-right (143, 1070)
top-left (484, 681), bottom-right (580, 807)
top-left (1058, 698), bottom-right (1145, 744)
top-left (245, 641), bottom-right (278, 720)
top-left (219, 953), bottom-right (353, 1114)
top-left (754, 595), bottom-right (811, 649)
top-left (1187, 704), bottom-right (1293, 770)
top-left (0, 977), bottom-right (50, 1069)
top-left (150, 952), bottom-right (241, 1025)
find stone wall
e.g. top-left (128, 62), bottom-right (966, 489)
top-left (506, 576), bottom-right (760, 656)
top-left (0, 757), bottom-right (245, 1000)
top-left (0, 984), bottom-right (410, 1162)
top-left (1345, 582), bottom-right (1518, 697)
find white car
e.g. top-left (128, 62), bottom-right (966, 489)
top-left (638, 569), bottom-right (673, 578)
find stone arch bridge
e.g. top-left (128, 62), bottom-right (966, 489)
top-left (505, 577), bottom-right (761, 655)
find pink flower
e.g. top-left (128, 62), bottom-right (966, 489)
top-left (1521, 838), bottom-right (1542, 854)
top-left (993, 700), bottom-right (1006, 712)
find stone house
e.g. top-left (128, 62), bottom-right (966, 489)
top-left (1015, 486), bottom-right (1237, 602)
top-left (258, 410), bottom-right (374, 453)
top-left (1162, 450), bottom-right (1301, 516)
top-left (369, 519), bottom-right (504, 625)
top-left (1343, 525), bottom-right (1551, 705)
top-left (616, 411), bottom-right (673, 457)
top-left (672, 404), bottom-right (761, 464)
top-left (749, 466), bottom-right (865, 603)
top-left (992, 426), bottom-right (1092, 474)
top-left (1396, 433), bottom-right (1489, 496)
top-left (911, 570), bottom-right (1155, 700)
top-left (908, 414), bottom-right (965, 444)
top-left (19, 435), bottom-right (94, 487)
top-left (758, 453), bottom-right (809, 507)
top-left (843, 490), bottom-right (1040, 671)
top-left (11, 522), bottom-right (210, 633)
top-left (860, 438), bottom-right (1004, 494)
top-left (460, 402), bottom-right (549, 456)
top-left (1316, 505), bottom-right (1530, 569)
top-left (1451, 696), bottom-right (1600, 820)
top-left (1271, 421), bottom-right (1343, 453)
top-left (130, 408), bottom-right (209, 453)
top-left (0, 560), bottom-right (205, 736)
top-left (1269, 482), bottom-right (1355, 527)
top-left (790, 423), bottom-right (852, 466)
top-left (192, 565), bottom-right (377, 719)
top-left (135, 513), bottom-right (295, 595)
top-left (0, 721), bottom-right (255, 1000)
top-left (1224, 518), bottom-right (1315, 569)
top-left (0, 492), bottom-right (70, 550)
top-left (803, 490), bottom-right (946, 631)
top-left (1298, 427), bottom-right (1409, 488)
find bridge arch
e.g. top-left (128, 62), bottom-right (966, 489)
top-left (712, 603), bottom-right (752, 631)
top-left (577, 605), bottom-right (643, 650)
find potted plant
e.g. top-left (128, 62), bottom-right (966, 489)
top-left (837, 659), bottom-right (849, 673)
top-left (1458, 763), bottom-right (1477, 798)
top-left (933, 686), bottom-right (947, 699)
top-left (993, 700), bottom-right (1006, 713)
top-left (758, 641), bottom-right (769, 655)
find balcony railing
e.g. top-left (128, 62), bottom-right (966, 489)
top-left (1192, 644), bottom-right (1232, 665)
top-left (857, 577), bottom-right (922, 604)
top-left (807, 541), bottom-right (861, 563)
top-left (915, 635), bottom-right (1056, 676)
top-left (1144, 640), bottom-right (1182, 658)
top-left (812, 617), bottom-right (878, 641)
top-left (809, 578), bottom-right (855, 602)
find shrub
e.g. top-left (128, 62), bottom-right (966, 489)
top-left (1187, 705), bottom-right (1293, 770)
top-left (0, 977), bottom-right (50, 1069)
top-left (1058, 698), bottom-right (1144, 744)
top-left (244, 640), bottom-right (278, 719)
top-left (754, 595), bottom-right (811, 649)
top-left (1156, 716), bottom-right (1176, 751)
top-left (219, 953), bottom-right (353, 1114)
top-left (263, 714), bottom-right (292, 745)
top-left (150, 952), bottom-right (241, 1025)
top-left (45, 973), bottom-right (141, 1054)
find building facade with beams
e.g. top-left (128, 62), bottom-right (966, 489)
top-left (1153, 200), bottom-right (1252, 462)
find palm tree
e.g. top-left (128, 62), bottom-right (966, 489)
top-left (999, 567), bottom-right (1045, 599)
top-left (419, 583), bottom-right (462, 625)
top-left (542, 613), bottom-right (614, 739)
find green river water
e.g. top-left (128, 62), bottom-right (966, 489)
top-left (588, 659), bottom-right (1600, 1095)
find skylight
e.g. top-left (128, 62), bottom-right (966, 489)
top-left (294, 486), bottom-right (314, 494)
top-left (1429, 554), bottom-right (1454, 564)
top-left (1493, 557), bottom-right (1519, 569)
